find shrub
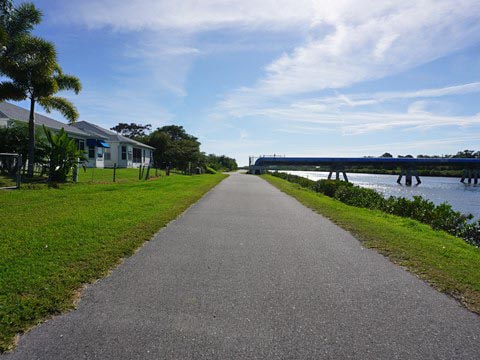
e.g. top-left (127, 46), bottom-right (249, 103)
top-left (334, 185), bottom-right (385, 209)
top-left (312, 180), bottom-right (352, 197)
top-left (43, 125), bottom-right (87, 182)
top-left (205, 166), bottom-right (217, 174)
top-left (271, 172), bottom-right (316, 189)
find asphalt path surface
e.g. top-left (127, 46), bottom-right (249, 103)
top-left (3, 172), bottom-right (480, 359)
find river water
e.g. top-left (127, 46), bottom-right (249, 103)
top-left (282, 171), bottom-right (480, 219)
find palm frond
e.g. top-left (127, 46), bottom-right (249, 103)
top-left (1, 35), bottom-right (57, 80)
top-left (0, 81), bottom-right (25, 101)
top-left (5, 3), bottom-right (42, 39)
top-left (38, 96), bottom-right (79, 124)
top-left (54, 73), bottom-right (82, 94)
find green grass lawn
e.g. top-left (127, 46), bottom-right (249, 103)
top-left (78, 167), bottom-right (164, 183)
top-left (0, 175), bottom-right (16, 188)
top-left (262, 174), bottom-right (480, 314)
top-left (0, 173), bottom-right (227, 352)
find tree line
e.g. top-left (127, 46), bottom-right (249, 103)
top-left (380, 150), bottom-right (480, 158)
top-left (110, 123), bottom-right (238, 173)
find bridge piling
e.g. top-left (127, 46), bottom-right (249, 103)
top-left (397, 170), bottom-right (404, 184)
top-left (414, 170), bottom-right (422, 185)
top-left (328, 167), bottom-right (349, 182)
top-left (397, 168), bottom-right (420, 186)
top-left (405, 168), bottom-right (413, 186)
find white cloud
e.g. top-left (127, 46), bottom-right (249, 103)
top-left (52, 0), bottom-right (317, 32)
top-left (53, 1), bottom-right (480, 105)
top-left (331, 82), bottom-right (480, 108)
top-left (215, 81), bottom-right (480, 135)
top-left (215, 0), bottom-right (480, 100)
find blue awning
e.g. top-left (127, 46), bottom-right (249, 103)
top-left (96, 140), bottom-right (110, 148)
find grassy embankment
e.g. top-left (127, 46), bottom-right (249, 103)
top-left (262, 174), bottom-right (480, 313)
top-left (0, 170), bottom-right (227, 352)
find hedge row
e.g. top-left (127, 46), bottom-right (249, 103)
top-left (271, 172), bottom-right (480, 247)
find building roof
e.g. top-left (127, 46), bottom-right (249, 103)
top-left (73, 121), bottom-right (155, 150)
top-left (0, 102), bottom-right (92, 137)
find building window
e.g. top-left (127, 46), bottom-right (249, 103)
top-left (75, 139), bottom-right (85, 152)
top-left (97, 147), bottom-right (103, 158)
top-left (142, 149), bottom-right (145, 162)
top-left (88, 146), bottom-right (95, 159)
top-left (133, 148), bottom-right (142, 163)
top-left (121, 146), bottom-right (127, 160)
top-left (104, 148), bottom-right (111, 160)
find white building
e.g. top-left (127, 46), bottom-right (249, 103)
top-left (72, 121), bottom-right (154, 168)
top-left (0, 102), bottom-right (154, 168)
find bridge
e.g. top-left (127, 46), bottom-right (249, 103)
top-left (249, 156), bottom-right (480, 185)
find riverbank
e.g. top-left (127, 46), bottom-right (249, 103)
top-left (0, 172), bottom-right (227, 352)
top-left (262, 174), bottom-right (480, 314)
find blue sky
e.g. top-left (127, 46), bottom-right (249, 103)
top-left (14, 0), bottom-right (480, 165)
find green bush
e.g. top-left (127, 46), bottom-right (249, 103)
top-left (205, 166), bottom-right (217, 174)
top-left (334, 185), bottom-right (385, 209)
top-left (43, 125), bottom-right (87, 182)
top-left (271, 171), bottom-right (316, 189)
top-left (313, 179), bottom-right (353, 197)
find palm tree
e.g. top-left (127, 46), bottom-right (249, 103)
top-left (0, 1), bottom-right (41, 50)
top-left (0, 2), bottom-right (81, 176)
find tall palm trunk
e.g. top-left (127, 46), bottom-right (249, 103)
top-left (27, 97), bottom-right (35, 177)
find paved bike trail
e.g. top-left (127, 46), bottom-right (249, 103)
top-left (3, 173), bottom-right (480, 359)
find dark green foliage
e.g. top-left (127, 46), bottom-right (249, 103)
top-left (312, 179), bottom-right (353, 197)
top-left (110, 123), bottom-right (152, 139)
top-left (452, 150), bottom-right (480, 158)
top-left (0, 122), bottom-right (46, 171)
top-left (334, 185), bottom-right (385, 209)
top-left (271, 171), bottom-right (316, 189)
top-left (42, 125), bottom-right (87, 182)
top-left (0, 122), bottom-right (28, 157)
top-left (270, 171), bottom-right (480, 247)
top-left (145, 125), bottom-right (202, 172)
top-left (206, 154), bottom-right (238, 171)
top-left (205, 166), bottom-right (217, 174)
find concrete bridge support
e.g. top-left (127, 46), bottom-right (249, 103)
top-left (327, 167), bottom-right (349, 182)
top-left (461, 169), bottom-right (480, 185)
top-left (397, 168), bottom-right (421, 186)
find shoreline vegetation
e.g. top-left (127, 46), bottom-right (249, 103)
top-left (0, 171), bottom-right (227, 352)
top-left (262, 174), bottom-right (480, 315)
